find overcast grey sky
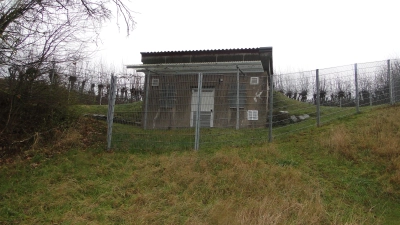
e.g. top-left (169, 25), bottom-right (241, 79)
top-left (96, 0), bottom-right (400, 72)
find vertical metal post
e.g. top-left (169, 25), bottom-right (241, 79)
top-left (194, 73), bottom-right (203, 151)
top-left (370, 92), bottom-right (373, 106)
top-left (355, 63), bottom-right (360, 113)
top-left (268, 71), bottom-right (274, 142)
top-left (388, 60), bottom-right (394, 105)
top-left (107, 74), bottom-right (117, 151)
top-left (99, 82), bottom-right (102, 106)
top-left (144, 71), bottom-right (151, 129)
top-left (236, 67), bottom-right (240, 130)
top-left (394, 61), bottom-right (399, 104)
top-left (316, 69), bottom-right (321, 127)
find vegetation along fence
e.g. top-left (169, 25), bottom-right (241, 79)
top-left (0, 60), bottom-right (144, 153)
top-left (106, 59), bottom-right (400, 151)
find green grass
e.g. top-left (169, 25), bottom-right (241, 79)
top-left (1, 96), bottom-right (400, 224)
top-left (73, 101), bottom-right (142, 115)
top-left (271, 91), bottom-right (383, 137)
top-left (273, 90), bottom-right (379, 118)
top-left (73, 93), bottom-right (379, 151)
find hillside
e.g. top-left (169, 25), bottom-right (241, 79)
top-left (0, 103), bottom-right (399, 224)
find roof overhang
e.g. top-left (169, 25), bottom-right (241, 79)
top-left (126, 61), bottom-right (264, 75)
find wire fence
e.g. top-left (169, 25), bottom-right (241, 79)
top-left (4, 58), bottom-right (397, 153)
top-left (104, 59), bottom-right (400, 151)
top-left (58, 70), bottom-right (144, 106)
top-left (265, 59), bottom-right (399, 139)
top-left (2, 58), bottom-right (398, 152)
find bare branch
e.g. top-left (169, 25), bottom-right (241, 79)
top-left (0, 0), bottom-right (136, 68)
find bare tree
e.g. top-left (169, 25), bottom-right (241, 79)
top-left (334, 77), bottom-right (352, 107)
top-left (273, 72), bottom-right (285, 94)
top-left (0, 0), bottom-right (136, 152)
top-left (319, 78), bottom-right (327, 104)
top-left (283, 74), bottom-right (295, 99)
top-left (298, 72), bottom-right (310, 102)
top-left (0, 0), bottom-right (135, 69)
top-left (373, 65), bottom-right (390, 104)
top-left (358, 72), bottom-right (373, 105)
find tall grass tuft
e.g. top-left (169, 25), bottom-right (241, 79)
top-left (322, 125), bottom-right (356, 160)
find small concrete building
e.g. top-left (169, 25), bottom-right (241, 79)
top-left (127, 47), bottom-right (273, 129)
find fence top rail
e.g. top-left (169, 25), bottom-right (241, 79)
top-left (275, 59), bottom-right (398, 77)
top-left (126, 61), bottom-right (265, 74)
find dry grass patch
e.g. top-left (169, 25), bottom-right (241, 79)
top-left (353, 107), bottom-right (400, 195)
top-left (323, 106), bottom-right (400, 161)
top-left (322, 125), bottom-right (356, 160)
top-left (386, 156), bottom-right (400, 195)
top-left (359, 112), bottom-right (400, 157)
top-left (373, 133), bottom-right (400, 157)
top-left (206, 175), bottom-right (326, 225)
top-left (99, 148), bottom-right (330, 224)
top-left (318, 105), bottom-right (400, 215)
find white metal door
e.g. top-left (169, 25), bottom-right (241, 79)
top-left (190, 89), bottom-right (214, 127)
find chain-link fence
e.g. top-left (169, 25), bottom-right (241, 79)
top-left (106, 59), bottom-right (400, 151)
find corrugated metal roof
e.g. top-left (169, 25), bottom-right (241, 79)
top-left (141, 47), bottom-right (272, 56)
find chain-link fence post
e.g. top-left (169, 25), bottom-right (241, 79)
top-left (268, 73), bottom-right (273, 142)
top-left (194, 72), bottom-right (203, 151)
top-left (143, 71), bottom-right (151, 129)
top-left (388, 60), bottom-right (394, 105)
top-left (107, 74), bottom-right (117, 151)
top-left (395, 60), bottom-right (400, 103)
top-left (236, 67), bottom-right (240, 130)
top-left (316, 69), bottom-right (320, 127)
top-left (355, 63), bottom-right (360, 113)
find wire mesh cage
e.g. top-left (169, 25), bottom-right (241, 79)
top-left (109, 70), bottom-right (270, 151)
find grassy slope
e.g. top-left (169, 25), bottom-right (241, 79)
top-left (1, 101), bottom-right (400, 224)
top-left (73, 102), bottom-right (142, 115)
